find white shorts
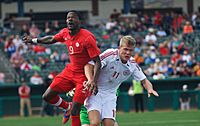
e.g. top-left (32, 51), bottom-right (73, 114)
top-left (85, 92), bottom-right (117, 121)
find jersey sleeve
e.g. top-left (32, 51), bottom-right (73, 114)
top-left (85, 35), bottom-right (101, 58)
top-left (131, 63), bottom-right (146, 81)
top-left (53, 29), bottom-right (66, 43)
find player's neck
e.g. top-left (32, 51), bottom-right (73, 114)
top-left (69, 28), bottom-right (80, 36)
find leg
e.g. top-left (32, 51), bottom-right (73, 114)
top-left (71, 75), bottom-right (88, 126)
top-left (114, 121), bottom-right (119, 126)
top-left (139, 94), bottom-right (144, 112)
top-left (88, 110), bottom-right (101, 126)
top-left (134, 95), bottom-right (139, 113)
top-left (40, 100), bottom-right (47, 116)
top-left (26, 99), bottom-right (32, 116)
top-left (69, 102), bottom-right (83, 126)
top-left (20, 99), bottom-right (24, 117)
top-left (80, 106), bottom-right (90, 126)
top-left (102, 118), bottom-right (115, 126)
top-left (42, 87), bottom-right (59, 102)
top-left (42, 75), bottom-right (73, 110)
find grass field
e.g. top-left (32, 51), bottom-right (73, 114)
top-left (0, 110), bottom-right (200, 126)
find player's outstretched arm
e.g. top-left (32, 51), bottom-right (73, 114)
top-left (141, 79), bottom-right (159, 97)
top-left (23, 35), bottom-right (57, 44)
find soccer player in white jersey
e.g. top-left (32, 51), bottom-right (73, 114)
top-left (84, 35), bottom-right (159, 126)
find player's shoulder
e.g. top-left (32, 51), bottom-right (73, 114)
top-left (80, 29), bottom-right (94, 36)
top-left (60, 28), bottom-right (68, 32)
top-left (58, 28), bottom-right (69, 34)
top-left (100, 48), bottom-right (118, 60)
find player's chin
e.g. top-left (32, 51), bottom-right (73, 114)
top-left (125, 56), bottom-right (130, 60)
top-left (68, 27), bottom-right (74, 30)
top-left (67, 25), bottom-right (74, 30)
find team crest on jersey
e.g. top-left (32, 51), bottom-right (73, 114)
top-left (123, 70), bottom-right (130, 76)
top-left (76, 42), bottom-right (79, 47)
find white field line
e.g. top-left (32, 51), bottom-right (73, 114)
top-left (119, 119), bottom-right (200, 125)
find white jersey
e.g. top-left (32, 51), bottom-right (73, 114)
top-left (90, 48), bottom-right (146, 95)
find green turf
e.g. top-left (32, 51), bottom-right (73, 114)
top-left (0, 110), bottom-right (200, 126)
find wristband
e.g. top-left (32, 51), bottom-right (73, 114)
top-left (32, 38), bottom-right (38, 44)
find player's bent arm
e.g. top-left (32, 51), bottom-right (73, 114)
top-left (84, 64), bottom-right (94, 81)
top-left (23, 35), bottom-right (57, 44)
top-left (36, 36), bottom-right (57, 44)
top-left (91, 56), bottom-right (101, 83)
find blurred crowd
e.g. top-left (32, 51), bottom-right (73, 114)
top-left (0, 9), bottom-right (200, 84)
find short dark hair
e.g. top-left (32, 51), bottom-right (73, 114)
top-left (66, 10), bottom-right (81, 20)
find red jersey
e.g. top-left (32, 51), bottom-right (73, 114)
top-left (18, 85), bottom-right (30, 98)
top-left (54, 28), bottom-right (100, 73)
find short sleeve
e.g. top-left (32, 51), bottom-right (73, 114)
top-left (85, 35), bottom-right (100, 58)
top-left (53, 29), bottom-right (66, 43)
top-left (99, 49), bottom-right (116, 68)
top-left (131, 63), bottom-right (146, 81)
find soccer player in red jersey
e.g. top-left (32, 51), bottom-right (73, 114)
top-left (23, 10), bottom-right (101, 126)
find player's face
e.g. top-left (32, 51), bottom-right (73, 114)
top-left (66, 12), bottom-right (80, 30)
top-left (119, 43), bottom-right (134, 63)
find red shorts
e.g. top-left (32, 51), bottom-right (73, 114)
top-left (50, 66), bottom-right (87, 104)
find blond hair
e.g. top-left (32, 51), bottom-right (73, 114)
top-left (119, 35), bottom-right (136, 47)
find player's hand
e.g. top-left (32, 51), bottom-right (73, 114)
top-left (22, 36), bottom-right (33, 44)
top-left (87, 80), bottom-right (98, 95)
top-left (147, 89), bottom-right (159, 97)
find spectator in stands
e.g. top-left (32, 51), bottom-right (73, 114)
top-left (60, 52), bottom-right (68, 65)
top-left (110, 8), bottom-right (121, 22)
top-left (172, 14), bottom-right (183, 33)
top-left (18, 80), bottom-right (32, 116)
top-left (156, 27), bottom-right (167, 37)
top-left (183, 21), bottom-right (194, 34)
top-left (3, 14), bottom-right (12, 29)
top-left (10, 50), bottom-right (24, 74)
top-left (30, 59), bottom-right (41, 72)
top-left (13, 35), bottom-right (23, 50)
top-left (4, 37), bottom-right (16, 58)
top-left (171, 51), bottom-right (181, 65)
top-left (0, 72), bottom-right (5, 84)
top-left (105, 18), bottom-right (117, 32)
top-left (33, 44), bottom-right (46, 54)
top-left (154, 11), bottom-right (162, 28)
top-left (29, 23), bottom-right (41, 38)
top-left (51, 20), bottom-right (60, 34)
top-left (158, 42), bottom-right (169, 56)
top-left (134, 52), bottom-right (144, 65)
top-left (44, 21), bottom-right (52, 35)
top-left (30, 72), bottom-right (43, 85)
top-left (196, 66), bottom-right (200, 76)
top-left (38, 56), bottom-right (47, 69)
top-left (20, 60), bottom-right (32, 72)
top-left (181, 50), bottom-right (191, 64)
top-left (50, 51), bottom-right (60, 62)
top-left (159, 59), bottom-right (169, 75)
top-left (20, 24), bottom-right (30, 36)
top-left (152, 70), bottom-right (166, 80)
top-left (144, 64), bottom-right (156, 77)
top-left (179, 84), bottom-right (191, 110)
top-left (145, 28), bottom-right (157, 46)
